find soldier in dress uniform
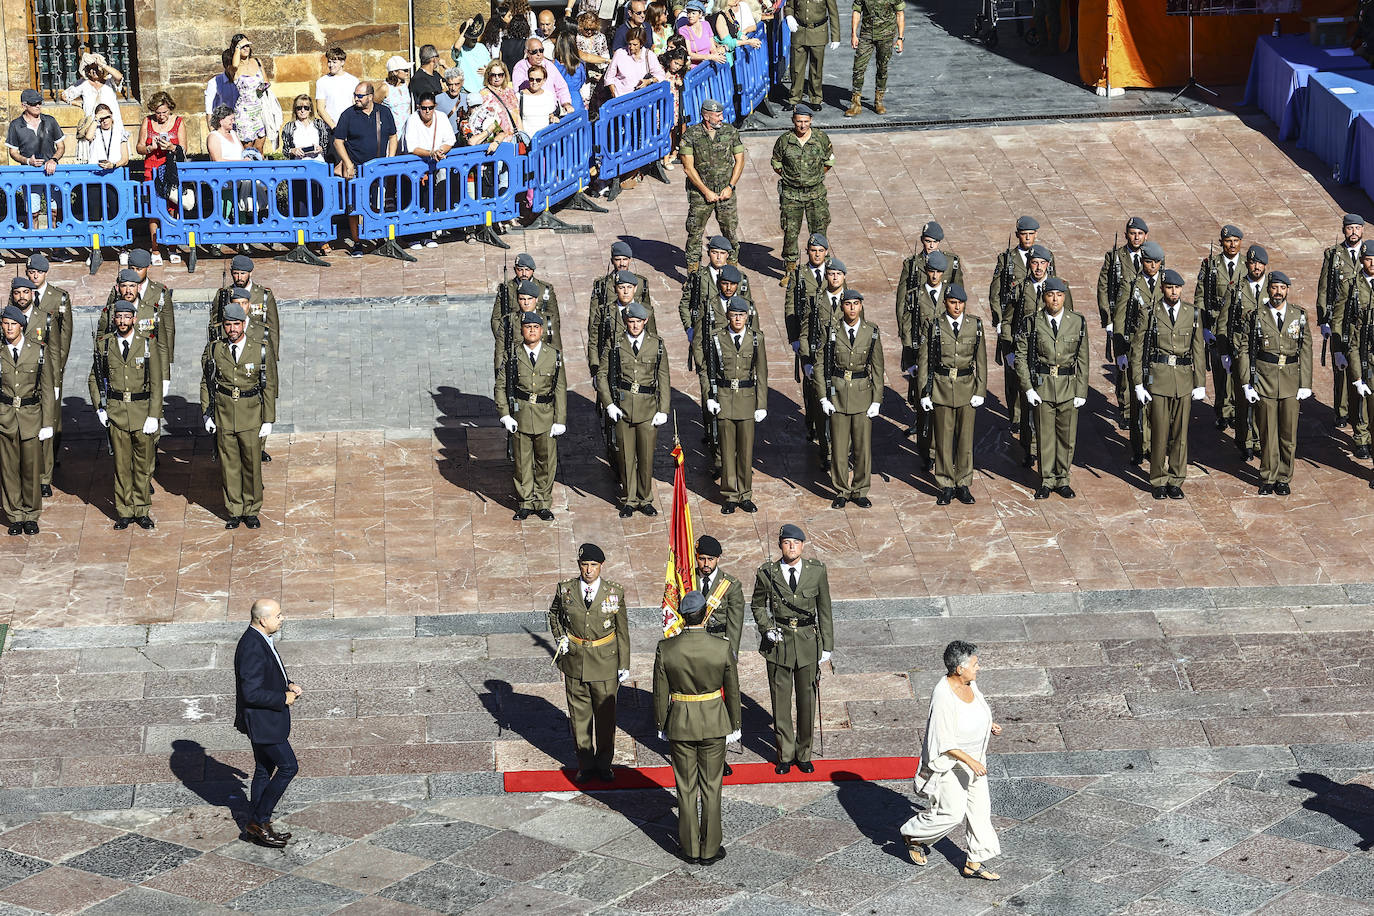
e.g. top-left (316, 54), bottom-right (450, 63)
top-left (653, 589), bottom-right (740, 865)
top-left (817, 289), bottom-right (884, 509)
top-left (917, 285), bottom-right (987, 506)
top-left (596, 301), bottom-right (670, 517)
top-left (696, 535), bottom-right (746, 657)
top-left (588, 253), bottom-right (654, 379)
top-left (988, 217), bottom-right (1055, 338)
top-left (896, 221), bottom-right (963, 308)
top-left (1096, 217), bottom-right (1149, 403)
top-left (1237, 272), bottom-right (1312, 496)
top-left (683, 244), bottom-right (755, 364)
top-left (215, 256), bottom-right (280, 462)
top-left (1318, 214), bottom-right (1364, 429)
top-left (89, 299), bottom-right (163, 529)
top-left (1196, 225), bottom-right (1246, 432)
top-left (1004, 244), bottom-right (1070, 462)
top-left (497, 312), bottom-right (567, 521)
top-left (549, 543), bottom-right (630, 783)
top-left (750, 524), bottom-right (833, 774)
top-left (1017, 277), bottom-right (1088, 499)
top-left (846, 0), bottom-right (904, 116)
top-left (0, 305), bottom-right (55, 535)
top-left (101, 249), bottom-right (175, 394)
top-left (497, 281), bottom-right (562, 368)
top-left (701, 296), bottom-right (767, 513)
top-left (1220, 245), bottom-right (1271, 461)
top-left (24, 255), bottom-right (72, 491)
top-left (8, 278), bottom-right (59, 498)
top-left (772, 108), bottom-right (834, 280)
top-left (1112, 240), bottom-right (1165, 465)
top-left (1341, 242), bottom-right (1374, 468)
top-left (200, 300), bottom-right (278, 529)
top-left (786, 0), bottom-right (840, 110)
top-left (680, 99), bottom-right (745, 270)
top-left (1130, 269), bottom-right (1205, 500)
top-left (787, 237), bottom-right (839, 451)
top-left (898, 250), bottom-right (947, 461)
top-left (492, 253), bottom-right (561, 355)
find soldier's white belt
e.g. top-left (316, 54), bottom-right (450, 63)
top-left (568, 633), bottom-right (616, 647)
top-left (670, 688), bottom-right (724, 702)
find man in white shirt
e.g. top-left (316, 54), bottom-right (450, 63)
top-left (315, 47), bottom-right (360, 131)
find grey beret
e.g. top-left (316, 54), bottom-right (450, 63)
top-left (841, 288), bottom-right (863, 302)
top-left (1267, 271), bottom-right (1291, 286)
top-left (1016, 216), bottom-right (1040, 232)
top-left (222, 302), bottom-right (248, 321)
top-left (1160, 269), bottom-right (1184, 286)
top-left (924, 251), bottom-right (949, 272)
top-left (1346, 213), bottom-right (1366, 227)
top-left (826, 257), bottom-right (847, 274)
top-left (1140, 241), bottom-right (1165, 261)
top-left (626, 302), bottom-right (649, 320)
top-left (779, 523), bottom-right (806, 542)
top-left (726, 295), bottom-right (749, 313)
top-left (615, 269), bottom-right (637, 286)
top-left (679, 590), bottom-right (706, 616)
top-left (230, 254), bottom-right (254, 272)
top-left (708, 235), bottom-right (733, 251)
top-left (1362, 240), bottom-right (1374, 258)
top-left (112, 300), bottom-right (136, 315)
top-left (1126, 216), bottom-right (1148, 232)
top-left (9, 277), bottom-right (35, 291)
top-left (1043, 277), bottom-right (1068, 294)
top-left (515, 252), bottom-right (536, 269)
top-left (229, 286), bottom-right (251, 300)
top-left (1, 305), bottom-right (27, 327)
top-left (920, 221), bottom-right (944, 241)
top-left (1028, 244), bottom-right (1052, 262)
top-left (611, 241), bottom-right (633, 258)
top-left (945, 284), bottom-right (968, 302)
top-left (520, 310), bottom-right (544, 326)
top-left (793, 103), bottom-right (815, 116)
top-left (1221, 224), bottom-right (1244, 239)
top-left (701, 98), bottom-right (723, 113)
top-left (517, 280), bottom-right (540, 298)
top-left (1247, 244), bottom-right (1268, 265)
top-left (806, 232), bottom-right (828, 248)
top-left (127, 249), bottom-right (152, 268)
top-left (25, 254), bottom-right (49, 272)
top-left (117, 268), bottom-right (141, 284)
top-left (578, 542), bottom-right (605, 563)
top-left (717, 264), bottom-right (742, 284)
top-left (696, 534), bottom-right (722, 556)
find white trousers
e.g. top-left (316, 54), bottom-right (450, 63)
top-left (899, 764), bottom-right (1001, 862)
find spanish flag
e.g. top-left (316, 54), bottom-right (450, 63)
top-left (660, 440), bottom-right (695, 638)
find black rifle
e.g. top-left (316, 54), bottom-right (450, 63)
top-left (806, 275), bottom-right (829, 452)
top-left (704, 331), bottom-right (721, 464)
top-left (1202, 243), bottom-right (1216, 371)
top-left (1104, 232), bottom-right (1121, 363)
top-left (1322, 248), bottom-right (1341, 367)
top-left (500, 258), bottom-right (515, 463)
top-left (1126, 282), bottom-right (1147, 459)
top-left (686, 268), bottom-right (701, 372)
top-left (208, 263), bottom-right (229, 343)
top-left (793, 263), bottom-right (806, 383)
top-left (605, 336), bottom-right (622, 459)
top-left (91, 329), bottom-right (113, 455)
top-left (995, 234), bottom-right (1016, 365)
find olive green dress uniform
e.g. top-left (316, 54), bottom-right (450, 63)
top-left (989, 246), bottom-right (1053, 432)
top-left (549, 577), bottom-right (630, 775)
top-left (596, 331), bottom-right (671, 509)
top-left (199, 336), bottom-right (278, 519)
top-left (1113, 274), bottom-right (1164, 459)
top-left (586, 273), bottom-right (654, 376)
top-left (918, 313), bottom-right (988, 491)
top-left (700, 567), bottom-right (747, 656)
top-left (212, 282), bottom-right (280, 358)
top-left (27, 286), bottom-right (71, 488)
top-left (495, 343), bottom-right (567, 511)
top-left (1340, 272), bottom-right (1374, 448)
top-left (102, 279), bottom-right (175, 381)
top-left (788, 0), bottom-right (840, 105)
top-left (699, 325), bottom-right (767, 504)
top-left (1097, 243), bottom-right (1145, 408)
top-left (653, 626), bottom-right (741, 861)
top-left (897, 279), bottom-right (944, 460)
top-left (88, 330), bottom-right (164, 519)
top-left (851, 0), bottom-right (903, 95)
top-left (813, 317), bottom-right (884, 499)
top-left (0, 339), bottom-right (55, 524)
top-left (1131, 299), bottom-right (1205, 490)
top-left (1015, 309), bottom-right (1088, 490)
top-left (896, 249), bottom-right (964, 306)
top-left (786, 262), bottom-right (834, 448)
top-left (1221, 277), bottom-right (1268, 454)
top-left (771, 129), bottom-right (834, 264)
top-left (1318, 242), bottom-right (1361, 422)
top-left (988, 245), bottom-right (1054, 330)
top-left (1236, 303), bottom-right (1313, 486)
top-left (682, 274), bottom-right (756, 352)
top-left (491, 277), bottom-right (561, 355)
top-left (1196, 250), bottom-right (1245, 425)
top-left (1006, 276), bottom-right (1075, 448)
top-left (750, 557), bottom-right (833, 764)
top-left (681, 121), bottom-right (745, 264)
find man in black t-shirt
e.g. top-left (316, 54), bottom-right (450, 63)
top-left (331, 81), bottom-right (398, 256)
top-left (5, 90), bottom-right (66, 229)
top-left (411, 46), bottom-right (445, 101)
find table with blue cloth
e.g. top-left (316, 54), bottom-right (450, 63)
top-left (1244, 35), bottom-right (1368, 141)
top-left (1300, 69), bottom-right (1374, 183)
top-left (1357, 113), bottom-right (1374, 206)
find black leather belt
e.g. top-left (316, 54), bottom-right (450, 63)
top-left (830, 369), bottom-right (869, 380)
top-left (1034, 365), bottom-right (1075, 376)
top-left (1151, 354), bottom-right (1192, 366)
top-left (935, 366), bottom-right (975, 378)
top-left (1258, 352), bottom-right (1296, 365)
top-left (618, 382), bottom-right (657, 395)
top-left (4, 396), bottom-right (39, 408)
top-left (797, 17), bottom-right (826, 27)
top-left (782, 616), bottom-right (816, 628)
top-left (719, 379), bottom-right (755, 389)
top-left (514, 389), bottom-right (554, 404)
top-left (108, 389), bottom-right (151, 402)
top-left (217, 384), bottom-right (262, 399)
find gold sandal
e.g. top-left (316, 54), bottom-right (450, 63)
top-left (904, 838), bottom-right (928, 866)
top-left (963, 863), bottom-right (1000, 880)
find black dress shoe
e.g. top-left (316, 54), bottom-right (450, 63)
top-left (1275, 481), bottom-right (1291, 496)
top-left (243, 516), bottom-right (261, 529)
top-left (1056, 486), bottom-right (1075, 499)
top-left (739, 500), bottom-right (758, 513)
top-left (936, 488), bottom-right (953, 506)
top-left (700, 848), bottom-right (727, 865)
top-left (6, 524), bottom-right (20, 536)
top-left (242, 822), bottom-right (286, 849)
top-left (261, 450), bottom-right (272, 463)
top-left (796, 761), bottom-right (815, 774)
top-left (1034, 486), bottom-right (1051, 500)
top-left (135, 516), bottom-right (155, 529)
top-left (774, 761), bottom-right (792, 775)
top-left (851, 496), bottom-right (872, 508)
top-left (113, 517), bottom-right (132, 530)
top-left (39, 484), bottom-right (52, 498)
top-left (618, 505), bottom-right (635, 518)
top-left (535, 509), bottom-right (554, 521)
top-left (640, 504), bottom-right (658, 516)
top-left (830, 496), bottom-right (847, 509)
top-left (1152, 487), bottom-right (1167, 500)
top-left (676, 848), bottom-right (698, 864)
top-left (1258, 483), bottom-right (1274, 495)
top-left (721, 501), bottom-right (736, 514)
top-left (956, 486), bottom-right (975, 505)
top-left (598, 767), bottom-right (616, 783)
top-left (572, 769), bottom-right (591, 784)
top-left (513, 508), bottom-right (531, 520)
top-left (1357, 445), bottom-right (1371, 460)
top-left (723, 763), bottom-right (733, 777)
top-left (1166, 485), bottom-right (1184, 500)
top-left (264, 822), bottom-right (292, 841)
top-left (22, 521), bottom-right (37, 535)
top-left (225, 516), bottom-right (241, 529)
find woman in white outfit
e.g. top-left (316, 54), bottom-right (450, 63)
top-left (901, 640), bottom-right (1004, 880)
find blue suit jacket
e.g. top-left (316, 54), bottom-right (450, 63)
top-left (234, 627), bottom-right (291, 745)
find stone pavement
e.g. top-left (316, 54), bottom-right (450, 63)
top-left (0, 590), bottom-right (1372, 914)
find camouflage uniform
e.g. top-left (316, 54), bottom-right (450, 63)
top-left (852, 0), bottom-right (903, 94)
top-left (771, 128), bottom-right (834, 263)
top-left (681, 122), bottom-right (745, 268)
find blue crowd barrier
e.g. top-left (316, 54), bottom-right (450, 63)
top-left (769, 16), bottom-right (791, 90)
top-left (526, 111), bottom-right (595, 211)
top-left (0, 164), bottom-right (139, 254)
top-left (737, 25), bottom-right (770, 114)
top-left (682, 61), bottom-right (714, 126)
top-left (594, 81), bottom-right (674, 180)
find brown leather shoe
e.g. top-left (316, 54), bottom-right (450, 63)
top-left (874, 91), bottom-right (886, 114)
top-left (243, 822), bottom-right (286, 848)
top-left (264, 822), bottom-right (292, 842)
top-left (844, 92), bottom-right (862, 117)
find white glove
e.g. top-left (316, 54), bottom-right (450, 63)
top-left (557, 636), bottom-right (570, 654)
top-left (258, 422), bottom-right (272, 439)
top-left (1116, 354), bottom-right (1128, 370)
top-left (96, 408), bottom-right (108, 427)
top-left (706, 398), bottom-right (721, 415)
top-left (1357, 380), bottom-right (1372, 397)
top-left (204, 416), bottom-right (216, 433)
top-left (1024, 389), bottom-right (1043, 407)
top-left (1103, 323), bottom-right (1113, 335)
top-left (820, 650), bottom-right (832, 664)
top-left (500, 414), bottom-right (518, 433)
top-left (618, 669), bottom-right (631, 683)
top-left (1203, 329), bottom-right (1216, 345)
top-left (606, 404), bottom-right (624, 422)
top-left (970, 395), bottom-right (985, 408)
top-left (162, 379), bottom-right (170, 397)
top-left (865, 402), bottom-right (880, 418)
top-left (1134, 384), bottom-right (1151, 405)
top-left (652, 412), bottom-right (668, 427)
top-left (1221, 354), bottom-right (1233, 373)
top-left (995, 323), bottom-right (1002, 337)
top-left (920, 396), bottom-right (933, 412)
top-left (820, 398), bottom-right (836, 416)
top-left (791, 339), bottom-right (801, 353)
top-left (37, 427), bottom-right (52, 441)
top-left (1335, 352), bottom-right (1349, 370)
top-left (803, 363), bottom-right (814, 379)
top-left (1243, 384), bottom-right (1260, 404)
top-left (657, 730), bottom-right (667, 741)
top-left (54, 387), bottom-right (60, 401)
top-left (1004, 352), bottom-right (1015, 368)
top-left (1297, 387), bottom-right (1312, 400)
top-left (828, 40), bottom-right (839, 49)
top-left (141, 416), bottom-right (159, 435)
top-left (766, 628), bottom-right (782, 643)
top-left (1072, 396), bottom-right (1086, 408)
top-left (786, 14), bottom-right (798, 31)
top-left (726, 730), bottom-right (741, 744)
top-left (1321, 323), bottom-right (1332, 339)
top-left (754, 409), bottom-right (767, 422)
top-left (1191, 387), bottom-right (1206, 401)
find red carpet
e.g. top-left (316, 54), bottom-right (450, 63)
top-left (503, 756), bottom-right (921, 792)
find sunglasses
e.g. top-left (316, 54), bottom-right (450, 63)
top-left (526, 48), bottom-right (543, 55)
top-left (528, 77), bottom-right (544, 83)
top-left (418, 104), bottom-right (436, 111)
top-left (353, 91), bottom-right (372, 98)
top-left (295, 105), bottom-right (312, 111)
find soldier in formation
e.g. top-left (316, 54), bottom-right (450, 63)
top-left (699, 297), bottom-right (767, 513)
top-left (1096, 217), bottom-right (1149, 411)
top-left (596, 301), bottom-right (670, 516)
top-left (588, 248), bottom-right (653, 380)
top-left (817, 290), bottom-right (884, 509)
top-left (1017, 277), bottom-right (1088, 499)
top-left (89, 299), bottom-right (163, 529)
top-left (680, 238), bottom-right (753, 361)
top-left (918, 285), bottom-right (986, 506)
top-left (497, 312), bottom-right (567, 521)
top-left (897, 249), bottom-right (948, 464)
top-left (1130, 269), bottom-right (1205, 500)
top-left (786, 236), bottom-right (840, 453)
top-left (216, 256), bottom-right (279, 461)
top-left (1112, 240), bottom-right (1165, 466)
top-left (0, 304), bottom-right (54, 535)
top-left (1238, 272), bottom-right (1312, 495)
top-left (23, 255), bottom-right (71, 494)
top-left (1318, 214), bottom-right (1363, 429)
top-left (680, 99), bottom-right (745, 271)
top-left (1196, 225), bottom-right (1246, 432)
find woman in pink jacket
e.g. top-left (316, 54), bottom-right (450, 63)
top-left (602, 31), bottom-right (667, 96)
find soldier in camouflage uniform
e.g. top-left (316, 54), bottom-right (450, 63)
top-left (771, 106), bottom-right (834, 280)
top-left (1319, 214), bottom-right (1364, 429)
top-left (680, 99), bottom-right (745, 272)
top-left (846, 0), bottom-right (904, 116)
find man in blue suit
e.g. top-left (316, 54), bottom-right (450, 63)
top-left (234, 598), bottom-right (301, 847)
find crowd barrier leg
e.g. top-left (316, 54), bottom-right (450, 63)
top-left (516, 180), bottom-right (606, 234)
top-left (275, 229), bottom-right (331, 267)
top-left (89, 232), bottom-right (102, 276)
top-left (473, 212), bottom-right (510, 249)
top-left (376, 223), bottom-right (419, 262)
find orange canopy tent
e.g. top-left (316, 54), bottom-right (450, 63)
top-left (1078, 0), bottom-right (1355, 90)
